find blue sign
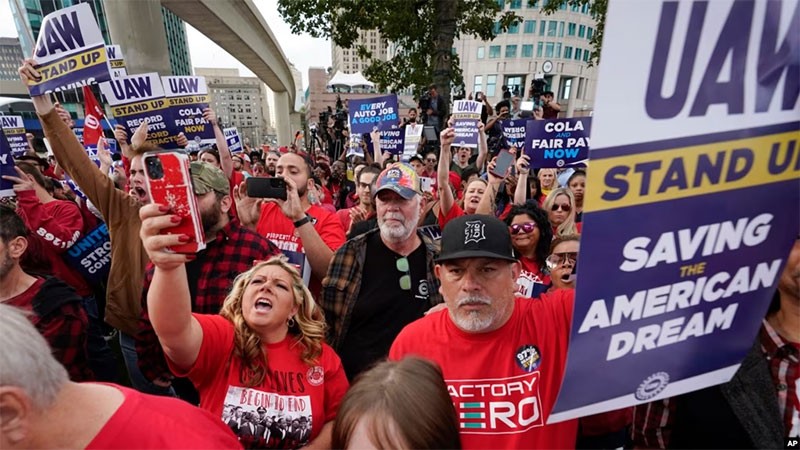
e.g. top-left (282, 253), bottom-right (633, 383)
top-left (224, 127), bottom-right (242, 153)
top-left (348, 94), bottom-right (399, 134)
top-left (0, 129), bottom-right (16, 197)
top-left (63, 223), bottom-right (111, 286)
top-left (526, 117), bottom-right (590, 169)
top-left (26, 4), bottom-right (111, 96)
top-left (1, 116), bottom-right (27, 157)
top-left (452, 100), bottom-right (482, 148)
top-left (548, 0), bottom-right (800, 424)
top-left (162, 76), bottom-right (214, 145)
top-left (502, 119), bottom-right (528, 151)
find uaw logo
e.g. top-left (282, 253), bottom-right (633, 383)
top-left (84, 114), bottom-right (100, 130)
top-left (307, 366), bottom-right (324, 387)
top-left (635, 372), bottom-right (670, 401)
top-left (464, 220), bottom-right (486, 244)
top-left (448, 373), bottom-right (543, 434)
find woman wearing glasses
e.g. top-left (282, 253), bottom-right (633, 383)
top-left (543, 187), bottom-right (582, 237)
top-left (505, 203), bottom-right (553, 298)
top-left (546, 234), bottom-right (581, 291)
top-left (140, 201), bottom-right (349, 450)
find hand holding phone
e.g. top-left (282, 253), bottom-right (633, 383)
top-left (143, 151), bottom-right (205, 253)
top-left (490, 149), bottom-right (515, 179)
top-left (246, 177), bottom-right (287, 200)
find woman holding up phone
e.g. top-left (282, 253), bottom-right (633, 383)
top-left (140, 205), bottom-right (349, 449)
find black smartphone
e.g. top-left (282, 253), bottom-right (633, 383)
top-left (491, 149), bottom-right (515, 178)
top-left (476, 91), bottom-right (483, 102)
top-left (246, 177), bottom-right (287, 200)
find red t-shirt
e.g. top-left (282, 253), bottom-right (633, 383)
top-left (516, 257), bottom-right (551, 298)
top-left (389, 291), bottom-right (578, 450)
top-left (169, 315), bottom-right (349, 449)
top-left (86, 384), bottom-right (241, 449)
top-left (255, 203), bottom-right (345, 292)
top-left (438, 203), bottom-right (465, 230)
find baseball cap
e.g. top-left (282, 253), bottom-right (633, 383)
top-left (408, 153), bottom-right (424, 164)
top-left (436, 214), bottom-right (517, 263)
top-left (373, 163), bottom-right (422, 200)
top-left (191, 161), bottom-right (230, 195)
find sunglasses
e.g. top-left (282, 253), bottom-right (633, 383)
top-left (509, 222), bottom-right (537, 235)
top-left (545, 252), bottom-right (578, 270)
top-left (397, 257), bottom-right (411, 291)
top-left (551, 203), bottom-right (571, 212)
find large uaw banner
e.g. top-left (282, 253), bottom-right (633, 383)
top-left (100, 73), bottom-right (182, 149)
top-left (26, 3), bottom-right (111, 96)
top-left (0, 129), bottom-right (16, 198)
top-left (1, 116), bottom-right (27, 157)
top-left (549, 0), bottom-right (800, 424)
top-left (106, 45), bottom-right (127, 78)
top-left (526, 117), bottom-right (590, 168)
top-left (348, 95), bottom-right (399, 134)
top-left (162, 76), bottom-right (214, 145)
top-left (452, 100), bottom-right (482, 148)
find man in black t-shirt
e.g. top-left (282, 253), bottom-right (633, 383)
top-left (321, 163), bottom-right (443, 380)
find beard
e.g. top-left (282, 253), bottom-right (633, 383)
top-left (0, 251), bottom-right (15, 281)
top-left (449, 294), bottom-right (509, 332)
top-left (378, 201), bottom-right (419, 243)
top-left (200, 200), bottom-right (224, 235)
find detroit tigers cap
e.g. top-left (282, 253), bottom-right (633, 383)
top-left (436, 214), bottom-right (517, 263)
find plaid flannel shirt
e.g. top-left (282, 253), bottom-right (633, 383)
top-left (633, 319), bottom-right (800, 447)
top-left (320, 228), bottom-right (443, 352)
top-left (136, 218), bottom-right (281, 382)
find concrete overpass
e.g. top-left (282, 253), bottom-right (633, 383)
top-left (103, 0), bottom-right (296, 144)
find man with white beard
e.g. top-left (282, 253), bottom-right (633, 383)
top-left (321, 163), bottom-right (443, 381)
top-left (389, 214), bottom-right (579, 449)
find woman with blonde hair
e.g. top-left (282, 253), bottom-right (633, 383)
top-left (332, 357), bottom-right (461, 450)
top-left (537, 168), bottom-right (558, 199)
top-left (140, 202), bottom-right (349, 450)
top-left (543, 187), bottom-right (582, 237)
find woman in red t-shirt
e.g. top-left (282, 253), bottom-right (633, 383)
top-left (505, 203), bottom-right (552, 298)
top-left (140, 205), bottom-right (349, 449)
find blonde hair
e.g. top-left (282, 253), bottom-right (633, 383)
top-left (219, 255), bottom-right (326, 387)
top-left (543, 187), bottom-right (579, 237)
top-left (537, 168), bottom-right (558, 190)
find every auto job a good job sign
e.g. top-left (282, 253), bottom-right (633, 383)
top-left (549, 0), bottom-right (799, 424)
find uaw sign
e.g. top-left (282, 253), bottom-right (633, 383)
top-left (1, 116), bottom-right (27, 157)
top-left (162, 76), bottom-right (214, 145)
top-left (100, 73), bottom-right (181, 149)
top-left (27, 3), bottom-right (111, 95)
top-left (0, 129), bottom-right (16, 198)
top-left (63, 223), bottom-right (111, 285)
top-left (106, 45), bottom-right (127, 78)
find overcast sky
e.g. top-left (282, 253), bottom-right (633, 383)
top-left (0, 0), bottom-right (330, 89)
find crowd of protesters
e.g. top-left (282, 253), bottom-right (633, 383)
top-left (1, 60), bottom-right (797, 450)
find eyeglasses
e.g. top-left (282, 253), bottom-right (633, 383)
top-left (396, 257), bottom-right (411, 291)
top-left (551, 203), bottom-right (571, 212)
top-left (509, 222), bottom-right (537, 235)
top-left (545, 252), bottom-right (578, 270)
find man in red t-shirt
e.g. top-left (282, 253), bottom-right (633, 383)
top-left (0, 304), bottom-right (240, 449)
top-left (390, 214), bottom-right (579, 449)
top-left (236, 152), bottom-right (345, 293)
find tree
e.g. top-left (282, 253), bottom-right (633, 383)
top-left (540, 0), bottom-right (606, 65)
top-left (278, 0), bottom-right (606, 113)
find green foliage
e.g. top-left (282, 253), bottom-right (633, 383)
top-left (538, 0), bottom-right (607, 66)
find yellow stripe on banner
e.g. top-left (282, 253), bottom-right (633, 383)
top-left (112, 99), bottom-right (167, 117)
top-left (167, 95), bottom-right (209, 107)
top-left (4, 128), bottom-right (25, 135)
top-left (110, 60), bottom-right (126, 68)
top-left (27, 47), bottom-right (108, 86)
top-left (584, 131), bottom-right (800, 213)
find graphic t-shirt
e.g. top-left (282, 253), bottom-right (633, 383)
top-left (389, 291), bottom-right (578, 450)
top-left (86, 384), bottom-right (240, 449)
top-left (516, 257), bottom-right (551, 298)
top-left (169, 314), bottom-right (349, 449)
top-left (256, 203), bottom-right (346, 292)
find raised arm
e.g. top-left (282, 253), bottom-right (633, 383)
top-left (139, 203), bottom-right (203, 371)
top-left (514, 153), bottom-right (530, 205)
top-left (476, 122), bottom-right (489, 172)
top-left (370, 129), bottom-right (383, 166)
top-left (437, 127), bottom-right (457, 216)
top-left (204, 108), bottom-right (233, 179)
top-left (475, 156), bottom-right (506, 216)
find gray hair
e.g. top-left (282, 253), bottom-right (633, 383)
top-left (0, 304), bottom-right (68, 408)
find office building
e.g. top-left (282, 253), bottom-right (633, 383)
top-left (453, 1), bottom-right (598, 116)
top-left (0, 37), bottom-right (25, 81)
top-left (195, 68), bottom-right (272, 146)
top-left (331, 29), bottom-right (388, 74)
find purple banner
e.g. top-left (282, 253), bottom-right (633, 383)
top-left (452, 100), bottom-right (481, 148)
top-left (348, 95), bottom-right (399, 134)
top-left (27, 4), bottom-right (111, 96)
top-left (502, 119), bottom-right (529, 151)
top-left (1, 116), bottom-right (27, 158)
top-left (378, 128), bottom-right (404, 155)
top-left (163, 76), bottom-right (214, 145)
top-left (100, 73), bottom-right (181, 149)
top-left (0, 129), bottom-right (16, 197)
top-left (526, 117), bottom-right (591, 168)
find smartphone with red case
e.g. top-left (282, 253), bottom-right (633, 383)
top-left (143, 151), bottom-right (205, 253)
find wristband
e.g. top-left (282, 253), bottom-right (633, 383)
top-left (293, 214), bottom-right (311, 228)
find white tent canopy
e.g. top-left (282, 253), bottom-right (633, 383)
top-left (327, 71), bottom-right (375, 89)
